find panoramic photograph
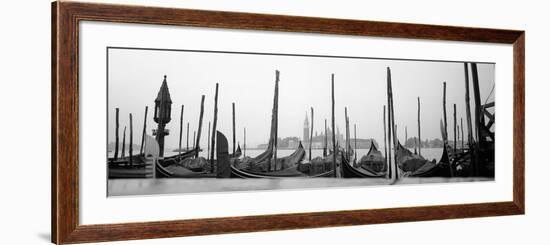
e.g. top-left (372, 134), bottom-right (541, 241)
top-left (106, 47), bottom-right (495, 196)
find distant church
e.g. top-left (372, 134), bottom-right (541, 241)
top-left (303, 113), bottom-right (344, 149)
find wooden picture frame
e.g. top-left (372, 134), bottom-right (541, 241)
top-left (52, 1), bottom-right (525, 244)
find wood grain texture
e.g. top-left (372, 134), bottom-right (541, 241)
top-left (51, 1), bottom-right (525, 244)
top-left (512, 33), bottom-right (525, 213)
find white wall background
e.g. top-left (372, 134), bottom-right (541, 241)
top-left (0, 0), bottom-right (547, 244)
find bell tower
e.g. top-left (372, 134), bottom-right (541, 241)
top-left (153, 75), bottom-right (172, 157)
top-left (303, 113), bottom-right (309, 143)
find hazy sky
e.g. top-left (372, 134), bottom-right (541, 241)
top-left (107, 48), bottom-right (494, 150)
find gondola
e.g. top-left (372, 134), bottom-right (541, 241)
top-left (261, 142), bottom-right (306, 170)
top-left (155, 131), bottom-right (246, 178)
top-left (236, 136), bottom-right (307, 173)
top-left (341, 151), bottom-right (386, 178)
top-left (358, 143), bottom-right (387, 174)
top-left (231, 163), bottom-right (333, 178)
top-left (108, 156), bottom-right (153, 179)
top-left (395, 141), bottom-right (428, 173)
top-left (155, 160), bottom-right (216, 178)
top-left (157, 148), bottom-right (200, 166)
top-left (404, 145), bottom-right (452, 177)
top-left (108, 154), bottom-right (146, 166)
top-left (299, 152), bottom-right (337, 175)
top-left (108, 135), bottom-right (159, 179)
top-left (230, 144), bottom-right (242, 158)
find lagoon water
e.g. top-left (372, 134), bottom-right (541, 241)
top-left (107, 147), bottom-right (494, 197)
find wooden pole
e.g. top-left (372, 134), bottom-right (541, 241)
top-left (344, 107), bottom-right (349, 160)
top-left (454, 103), bottom-right (457, 154)
top-left (193, 131), bottom-right (196, 150)
top-left (348, 116), bottom-right (351, 157)
top-left (388, 67), bottom-right (398, 180)
top-left (265, 71), bottom-right (279, 172)
top-left (114, 108), bottom-right (120, 160)
top-left (129, 113), bottom-right (133, 166)
top-left (464, 63), bottom-right (475, 175)
top-left (186, 122), bottom-right (190, 151)
top-left (386, 73), bottom-right (393, 180)
top-left (210, 83), bottom-right (219, 173)
top-left (178, 105), bottom-right (184, 160)
top-left (464, 63), bottom-right (474, 146)
top-left (471, 63), bottom-right (484, 143)
top-left (324, 119), bottom-right (328, 157)
top-left (121, 126), bottom-right (126, 159)
top-left (272, 70), bottom-right (280, 171)
top-left (207, 121), bottom-right (211, 161)
top-left (471, 63), bottom-right (483, 176)
top-left (461, 118), bottom-right (464, 151)
top-left (195, 95), bottom-right (205, 158)
top-left (443, 82), bottom-right (448, 144)
top-left (139, 106), bottom-right (148, 155)
top-left (394, 125), bottom-right (398, 145)
top-left (244, 127), bottom-right (247, 157)
top-left (456, 124), bottom-right (462, 150)
top-left (417, 97), bottom-right (422, 156)
top-left (331, 74), bottom-right (337, 177)
top-left (383, 105), bottom-right (389, 178)
top-left (309, 107), bottom-right (314, 161)
top-left (354, 123), bottom-right (357, 161)
top-left (232, 102), bottom-right (236, 155)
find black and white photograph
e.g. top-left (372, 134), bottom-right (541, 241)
top-left (107, 47), bottom-right (495, 196)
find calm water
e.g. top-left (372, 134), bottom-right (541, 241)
top-left (108, 177), bottom-right (492, 196)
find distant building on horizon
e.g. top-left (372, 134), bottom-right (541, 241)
top-left (255, 114), bottom-right (380, 149)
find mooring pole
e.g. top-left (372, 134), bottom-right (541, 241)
top-left (461, 118), bottom-right (464, 151)
top-left (344, 107), bottom-right (350, 160)
top-left (114, 108), bottom-right (120, 160)
top-left (456, 124), bottom-right (462, 151)
top-left (178, 105), bottom-right (183, 160)
top-left (195, 95), bottom-right (205, 158)
top-left (207, 121), bottom-right (211, 161)
top-left (129, 113), bottom-right (133, 166)
top-left (464, 63), bottom-right (474, 146)
top-left (471, 63), bottom-right (484, 143)
top-left (186, 122), bottom-right (190, 151)
top-left (324, 119), bottom-right (328, 157)
top-left (388, 67), bottom-right (398, 180)
top-left (243, 127), bottom-right (247, 157)
top-left (331, 74), bottom-right (338, 177)
top-left (354, 123), bottom-right (357, 161)
top-left (383, 105), bottom-right (389, 178)
top-left (471, 63), bottom-right (484, 176)
top-left (140, 106), bottom-right (148, 155)
top-left (232, 102), bottom-right (236, 155)
top-left (193, 131), bottom-right (196, 150)
top-left (454, 103), bottom-right (457, 154)
top-left (443, 82), bottom-right (448, 145)
top-left (210, 83), bottom-right (219, 173)
top-left (121, 126), bottom-right (126, 159)
top-left (386, 73), bottom-right (393, 180)
top-left (417, 97), bottom-right (422, 156)
top-left (464, 63), bottom-right (475, 175)
top-left (272, 70), bottom-right (280, 171)
top-left (309, 107), bottom-right (314, 161)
